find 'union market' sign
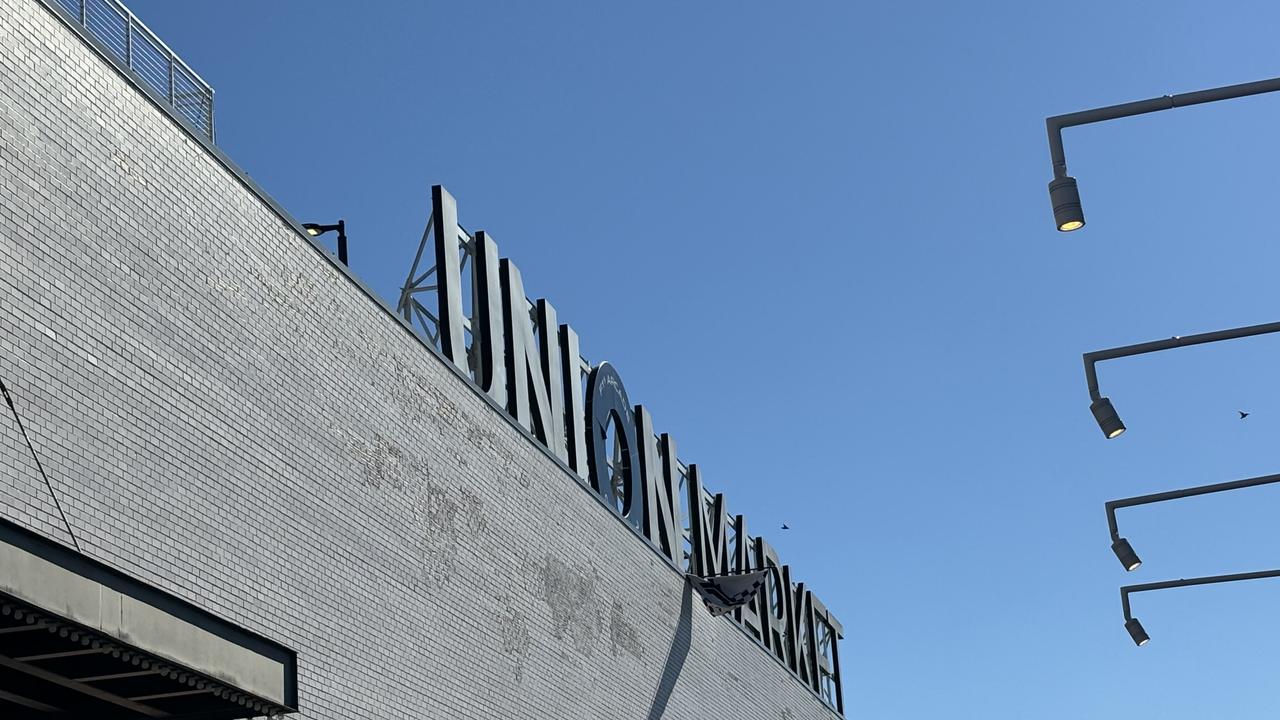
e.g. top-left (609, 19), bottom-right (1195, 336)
top-left (399, 186), bottom-right (845, 712)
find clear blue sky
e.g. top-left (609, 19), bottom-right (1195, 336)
top-left (126, 1), bottom-right (1280, 716)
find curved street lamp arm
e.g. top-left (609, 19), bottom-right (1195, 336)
top-left (1047, 76), bottom-right (1280, 179)
top-left (1106, 472), bottom-right (1280, 542)
top-left (1084, 319), bottom-right (1280, 402)
top-left (1121, 568), bottom-right (1280, 621)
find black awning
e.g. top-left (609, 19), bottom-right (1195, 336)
top-left (0, 519), bottom-right (297, 719)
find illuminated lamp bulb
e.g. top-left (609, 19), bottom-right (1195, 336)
top-left (1125, 617), bottom-right (1149, 647)
top-left (1049, 176), bottom-right (1085, 232)
top-left (1090, 397), bottom-right (1125, 439)
top-left (1111, 537), bottom-right (1142, 572)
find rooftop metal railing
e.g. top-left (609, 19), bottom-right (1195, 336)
top-left (55, 0), bottom-right (215, 141)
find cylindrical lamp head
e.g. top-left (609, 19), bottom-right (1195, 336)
top-left (1125, 617), bottom-right (1149, 646)
top-left (1111, 537), bottom-right (1142, 572)
top-left (1049, 176), bottom-right (1085, 232)
top-left (1090, 397), bottom-right (1125, 439)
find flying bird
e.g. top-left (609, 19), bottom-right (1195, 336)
top-left (1240, 411), bottom-right (1250, 420)
top-left (781, 523), bottom-right (790, 530)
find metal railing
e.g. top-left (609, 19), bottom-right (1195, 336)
top-left (55, 0), bottom-right (215, 141)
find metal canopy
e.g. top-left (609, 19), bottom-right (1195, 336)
top-left (0, 519), bottom-right (297, 719)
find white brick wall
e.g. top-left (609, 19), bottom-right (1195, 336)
top-left (0, 1), bottom-right (844, 717)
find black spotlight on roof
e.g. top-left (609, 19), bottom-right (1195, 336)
top-left (1112, 537), bottom-right (1142, 572)
top-left (1125, 617), bottom-right (1149, 647)
top-left (302, 220), bottom-right (348, 266)
top-left (1048, 176), bottom-right (1084, 232)
top-left (1090, 396), bottom-right (1125, 439)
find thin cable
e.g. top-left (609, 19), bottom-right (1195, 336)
top-left (0, 379), bottom-right (82, 553)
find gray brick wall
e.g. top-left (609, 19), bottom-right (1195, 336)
top-left (0, 1), bottom-right (844, 718)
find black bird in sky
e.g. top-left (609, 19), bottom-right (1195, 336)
top-left (781, 523), bottom-right (790, 530)
top-left (1240, 411), bottom-right (1250, 420)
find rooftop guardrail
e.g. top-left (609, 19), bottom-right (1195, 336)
top-left (55, 0), bottom-right (215, 141)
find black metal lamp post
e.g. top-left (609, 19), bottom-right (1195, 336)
top-left (1122, 569), bottom-right (1280, 646)
top-left (1106, 471), bottom-right (1280, 572)
top-left (1083, 320), bottom-right (1280, 438)
top-left (1045, 76), bottom-right (1280, 232)
top-left (303, 220), bottom-right (348, 266)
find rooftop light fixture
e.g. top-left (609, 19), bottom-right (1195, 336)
top-left (1106, 471), bottom-right (1280, 571)
top-left (1122, 568), bottom-right (1280, 647)
top-left (1045, 76), bottom-right (1280, 232)
top-left (1084, 320), bottom-right (1280, 438)
top-left (303, 220), bottom-right (348, 266)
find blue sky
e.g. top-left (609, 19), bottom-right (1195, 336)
top-left (127, 1), bottom-right (1280, 716)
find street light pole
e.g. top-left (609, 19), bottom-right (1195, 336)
top-left (1083, 319), bottom-right (1280, 438)
top-left (1045, 76), bottom-right (1280, 232)
top-left (303, 220), bottom-right (348, 266)
top-left (1121, 568), bottom-right (1280, 646)
top-left (1106, 471), bottom-right (1280, 571)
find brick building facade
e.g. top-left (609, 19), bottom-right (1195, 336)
top-left (0, 1), bottom-right (844, 717)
